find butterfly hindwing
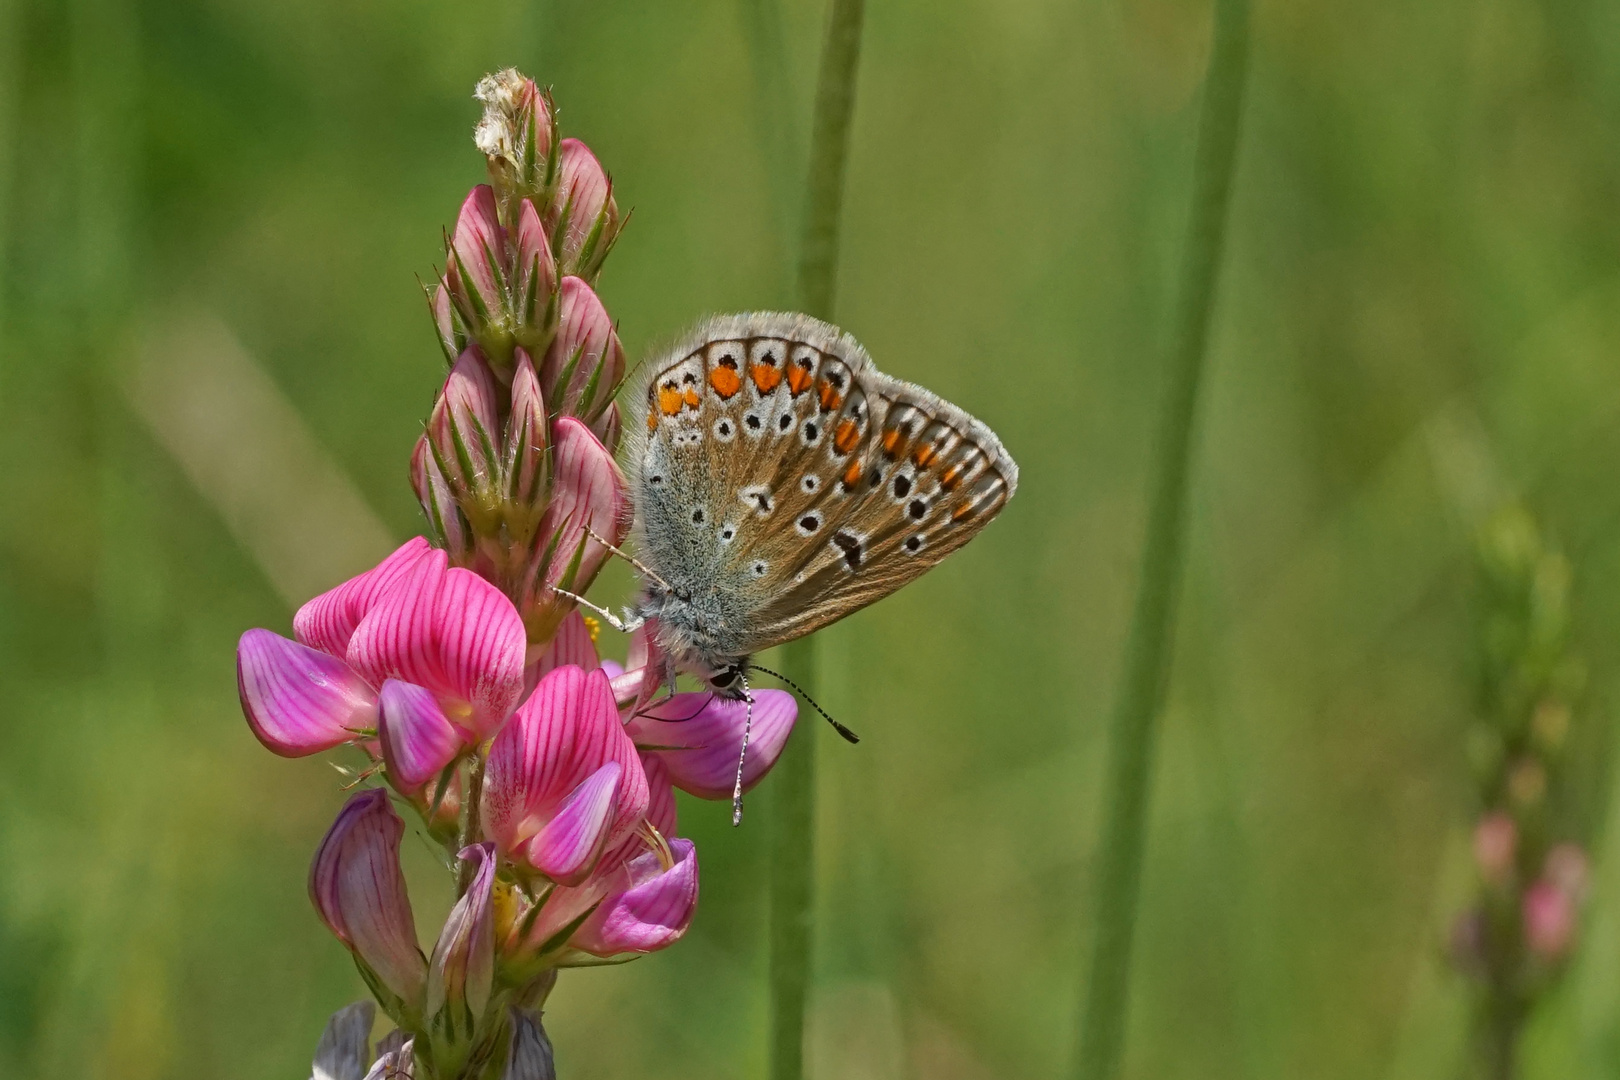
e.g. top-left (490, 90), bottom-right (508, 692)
top-left (627, 313), bottom-right (1017, 659)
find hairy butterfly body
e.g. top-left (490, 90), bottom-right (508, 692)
top-left (620, 312), bottom-right (1018, 697)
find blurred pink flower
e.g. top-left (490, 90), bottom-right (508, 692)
top-left (1524, 878), bottom-right (1577, 959)
top-left (1472, 811), bottom-right (1517, 886)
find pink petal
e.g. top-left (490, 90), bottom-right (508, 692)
top-left (378, 680), bottom-right (471, 794)
top-left (347, 549), bottom-right (527, 740)
top-left (309, 790), bottom-right (426, 1007)
top-left (627, 690), bottom-right (798, 800)
top-left (531, 610), bottom-right (600, 680)
top-left (237, 629), bottom-right (378, 757)
top-left (482, 665), bottom-right (649, 861)
top-left (570, 838), bottom-right (698, 958)
top-left (541, 278), bottom-right (623, 422)
top-left (411, 434), bottom-right (470, 559)
top-left (524, 762), bottom-right (621, 886)
top-left (294, 537), bottom-right (435, 657)
top-left (548, 139), bottom-right (619, 278)
top-left (426, 843), bottom-right (496, 1021)
top-left (431, 277), bottom-right (459, 360)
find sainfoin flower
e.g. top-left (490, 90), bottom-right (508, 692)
top-left (238, 67), bottom-right (805, 1079)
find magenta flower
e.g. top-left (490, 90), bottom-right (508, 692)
top-left (1524, 878), bottom-right (1576, 959)
top-left (236, 538), bottom-right (528, 797)
top-left (1472, 811), bottom-right (1517, 886)
top-left (483, 665), bottom-right (650, 886)
top-left (426, 844), bottom-right (497, 1024)
top-left (438, 186), bottom-right (559, 373)
top-left (309, 789), bottom-right (427, 1013)
top-left (626, 691), bottom-right (798, 801)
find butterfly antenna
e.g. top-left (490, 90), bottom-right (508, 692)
top-left (732, 674), bottom-right (754, 827)
top-left (581, 524), bottom-right (673, 592)
top-left (747, 664), bottom-right (861, 744)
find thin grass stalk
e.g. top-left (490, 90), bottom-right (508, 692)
top-left (1071, 1), bottom-right (1251, 1078)
top-left (770, 2), bottom-right (866, 1079)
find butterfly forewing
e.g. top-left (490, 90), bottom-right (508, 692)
top-left (628, 313), bottom-right (1017, 658)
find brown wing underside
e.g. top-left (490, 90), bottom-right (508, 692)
top-left (630, 313), bottom-right (1017, 655)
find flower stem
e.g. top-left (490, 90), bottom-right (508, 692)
top-left (459, 754), bottom-right (487, 894)
top-left (1071, 2), bottom-right (1251, 1079)
top-left (770, 2), bottom-right (866, 1079)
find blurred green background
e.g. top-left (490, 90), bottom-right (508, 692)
top-left (4, 0), bottom-right (1620, 1077)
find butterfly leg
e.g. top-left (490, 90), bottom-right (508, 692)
top-left (731, 673), bottom-right (755, 827)
top-left (552, 588), bottom-right (646, 635)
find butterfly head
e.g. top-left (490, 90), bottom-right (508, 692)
top-left (631, 580), bottom-right (752, 700)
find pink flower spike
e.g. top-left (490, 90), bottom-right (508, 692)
top-left (524, 762), bottom-right (622, 886)
top-left (309, 790), bottom-right (427, 1009)
top-left (294, 537), bottom-right (435, 657)
top-left (571, 838), bottom-right (698, 958)
top-left (378, 680), bottom-right (470, 795)
top-left (426, 843), bottom-right (497, 1022)
top-left (627, 690), bottom-right (798, 800)
top-left (482, 665), bottom-right (649, 864)
top-left (237, 629), bottom-right (378, 757)
top-left (347, 549), bottom-right (528, 740)
top-left (542, 278), bottom-right (623, 423)
top-left (446, 185), bottom-right (507, 329)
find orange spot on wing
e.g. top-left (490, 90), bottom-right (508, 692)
top-left (913, 444), bottom-right (939, 469)
top-left (787, 364), bottom-right (814, 396)
top-left (833, 419), bottom-right (861, 455)
top-left (952, 501), bottom-right (978, 522)
top-left (940, 464), bottom-right (964, 491)
top-left (881, 429), bottom-right (902, 456)
top-left (709, 364), bottom-right (741, 398)
top-left (682, 387), bottom-right (702, 409)
top-left (750, 362), bottom-right (783, 394)
top-left (818, 381), bottom-right (843, 413)
top-left (842, 460), bottom-right (863, 488)
top-left (658, 385), bottom-right (684, 416)
top-left (646, 410), bottom-right (659, 432)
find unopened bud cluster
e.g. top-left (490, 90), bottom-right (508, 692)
top-left (1450, 506), bottom-right (1593, 1075)
top-left (232, 72), bottom-right (799, 1080)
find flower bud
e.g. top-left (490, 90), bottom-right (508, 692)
top-left (501, 350), bottom-right (551, 544)
top-left (569, 838), bottom-right (699, 959)
top-left (426, 349), bottom-right (504, 531)
top-left (1545, 843), bottom-right (1589, 901)
top-left (1524, 878), bottom-right (1576, 959)
top-left (412, 433), bottom-right (472, 561)
top-left (443, 187), bottom-right (513, 366)
top-left (475, 70), bottom-right (557, 209)
top-left (1472, 811), bottom-right (1517, 886)
top-left (541, 277), bottom-right (624, 430)
top-left (426, 844), bottom-right (497, 1026)
top-left (512, 201), bottom-right (559, 359)
top-left (547, 140), bottom-right (622, 282)
top-left (309, 790), bottom-right (427, 1016)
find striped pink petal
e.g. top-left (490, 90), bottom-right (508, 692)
top-left (426, 843), bottom-right (496, 1021)
top-left (294, 537), bottom-right (435, 657)
top-left (309, 790), bottom-right (426, 1008)
top-left (347, 548), bottom-right (527, 740)
top-left (513, 199), bottom-right (557, 333)
top-left (530, 610), bottom-right (600, 680)
top-left (237, 629), bottom-right (378, 757)
top-left (378, 680), bottom-right (471, 795)
top-left (570, 838), bottom-right (698, 958)
top-left (482, 665), bottom-right (649, 868)
top-left (524, 762), bottom-right (621, 887)
top-left (504, 350), bottom-right (550, 512)
top-left (626, 690), bottom-right (798, 801)
top-left (427, 348), bottom-right (503, 499)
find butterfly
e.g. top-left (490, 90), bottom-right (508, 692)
top-left (609, 312), bottom-right (1018, 704)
